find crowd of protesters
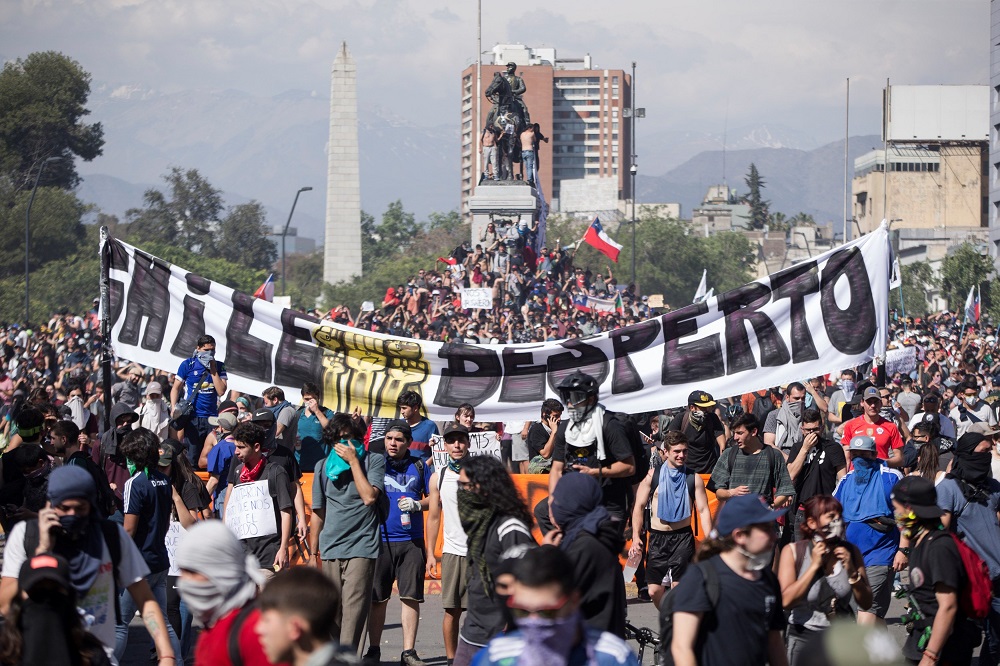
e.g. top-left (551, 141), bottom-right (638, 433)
top-left (3, 294), bottom-right (1000, 665)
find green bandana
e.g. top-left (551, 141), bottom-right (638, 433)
top-left (457, 489), bottom-right (496, 597)
top-left (126, 459), bottom-right (148, 477)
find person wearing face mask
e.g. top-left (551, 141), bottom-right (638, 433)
top-left (670, 494), bottom-right (789, 666)
top-left (908, 391), bottom-right (957, 440)
top-left (310, 412), bottom-right (385, 655)
top-left (174, 520), bottom-right (271, 665)
top-left (137, 381), bottom-right (170, 442)
top-left (948, 380), bottom-right (997, 438)
top-left (454, 456), bottom-right (536, 666)
top-left (764, 382), bottom-right (807, 459)
top-left (48, 419), bottom-right (119, 519)
top-left (934, 429), bottom-right (1000, 665)
top-left (0, 553), bottom-right (113, 666)
top-left (842, 387), bottom-right (905, 469)
top-left (778, 495), bottom-right (872, 666)
top-left (827, 370), bottom-right (858, 430)
top-left (891, 476), bottom-right (982, 665)
top-left (833, 436), bottom-right (904, 628)
top-left (470, 545), bottom-right (639, 666)
top-left (667, 390), bottom-right (727, 474)
top-left (93, 401), bottom-right (139, 518)
top-left (0, 466), bottom-right (175, 663)
top-left (170, 335), bottom-right (228, 466)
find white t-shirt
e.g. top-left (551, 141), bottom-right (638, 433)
top-left (2, 520), bottom-right (149, 650)
top-left (908, 411), bottom-right (957, 439)
top-left (440, 467), bottom-right (468, 556)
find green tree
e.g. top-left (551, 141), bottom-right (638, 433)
top-left (0, 51), bottom-right (104, 190)
top-left (0, 186), bottom-right (87, 280)
top-left (940, 242), bottom-right (992, 314)
top-left (743, 163), bottom-right (770, 230)
top-left (126, 167), bottom-right (223, 253)
top-left (283, 250), bottom-right (325, 309)
top-left (360, 200), bottom-right (420, 272)
top-left (216, 201), bottom-right (277, 271)
top-left (897, 260), bottom-right (937, 318)
top-left (768, 211), bottom-right (789, 232)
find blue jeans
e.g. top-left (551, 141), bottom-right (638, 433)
top-left (184, 416), bottom-right (212, 466)
top-left (521, 149), bottom-right (535, 183)
top-left (115, 568), bottom-right (184, 666)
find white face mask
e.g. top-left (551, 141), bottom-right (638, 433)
top-left (822, 517), bottom-right (845, 540)
top-left (736, 546), bottom-right (772, 571)
top-left (965, 395), bottom-right (977, 406)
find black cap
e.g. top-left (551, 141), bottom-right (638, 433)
top-left (19, 553), bottom-right (72, 594)
top-left (218, 400), bottom-right (238, 414)
top-left (251, 408), bottom-right (275, 425)
top-left (687, 390), bottom-right (716, 407)
top-left (443, 423), bottom-right (470, 439)
top-left (891, 476), bottom-right (943, 519)
top-left (384, 420), bottom-right (413, 442)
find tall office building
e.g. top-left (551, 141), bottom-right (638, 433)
top-left (990, 0), bottom-right (1000, 262)
top-left (324, 42), bottom-right (363, 284)
top-left (460, 44), bottom-right (632, 217)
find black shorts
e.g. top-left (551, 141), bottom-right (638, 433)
top-left (645, 528), bottom-right (694, 588)
top-left (373, 539), bottom-right (426, 603)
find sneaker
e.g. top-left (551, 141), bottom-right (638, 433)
top-left (363, 646), bottom-right (381, 666)
top-left (637, 586), bottom-right (652, 602)
top-left (400, 650), bottom-right (428, 666)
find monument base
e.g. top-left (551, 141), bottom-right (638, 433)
top-left (468, 180), bottom-right (539, 245)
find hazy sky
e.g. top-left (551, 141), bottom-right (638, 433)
top-left (0, 0), bottom-right (989, 144)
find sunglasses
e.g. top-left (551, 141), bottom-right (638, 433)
top-left (506, 595), bottom-right (570, 620)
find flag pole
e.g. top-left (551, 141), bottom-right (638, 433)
top-left (99, 226), bottom-right (113, 434)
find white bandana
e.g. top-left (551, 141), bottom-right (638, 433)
top-left (565, 404), bottom-right (606, 461)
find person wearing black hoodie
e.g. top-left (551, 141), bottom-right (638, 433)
top-left (546, 472), bottom-right (626, 638)
top-left (91, 401), bottom-right (138, 520)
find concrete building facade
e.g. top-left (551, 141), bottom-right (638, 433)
top-left (990, 0), bottom-right (1000, 261)
top-left (460, 44), bottom-right (632, 217)
top-left (324, 42), bottom-right (363, 285)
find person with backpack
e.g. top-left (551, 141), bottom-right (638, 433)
top-left (543, 371), bottom-right (636, 529)
top-left (47, 419), bottom-right (118, 519)
top-left (667, 494), bottom-right (789, 666)
top-left (933, 430), bottom-right (1000, 665)
top-left (667, 390), bottom-right (726, 474)
top-left (630, 430), bottom-right (713, 608)
top-left (310, 412), bottom-right (385, 656)
top-left (742, 388), bottom-right (780, 427)
top-left (175, 519), bottom-right (271, 665)
top-left (170, 335), bottom-right (228, 466)
top-left (891, 475), bottom-right (983, 665)
top-left (425, 424), bottom-right (471, 666)
top-left (0, 465), bottom-right (176, 662)
top-left (777, 494), bottom-right (872, 666)
top-left (949, 380), bottom-right (997, 438)
top-left (545, 472), bottom-right (626, 636)
top-left (833, 435), bottom-right (904, 628)
top-left (709, 413), bottom-right (794, 509)
top-left (366, 420), bottom-right (432, 666)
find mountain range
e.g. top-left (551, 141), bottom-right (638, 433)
top-left (74, 84), bottom-right (880, 243)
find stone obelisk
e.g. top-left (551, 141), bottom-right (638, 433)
top-left (324, 42), bottom-right (363, 284)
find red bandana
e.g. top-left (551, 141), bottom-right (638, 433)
top-left (239, 456), bottom-right (266, 483)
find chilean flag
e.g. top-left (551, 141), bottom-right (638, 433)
top-left (583, 218), bottom-right (623, 263)
top-left (965, 285), bottom-right (981, 323)
top-left (253, 273), bottom-right (274, 301)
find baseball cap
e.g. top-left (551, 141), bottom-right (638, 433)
top-left (714, 495), bottom-right (788, 537)
top-left (384, 419), bottom-right (413, 441)
top-left (19, 553), bottom-right (72, 595)
top-left (443, 423), bottom-right (470, 439)
top-left (848, 435), bottom-right (877, 452)
top-left (251, 408), bottom-right (275, 425)
top-left (208, 412), bottom-right (238, 432)
top-left (218, 400), bottom-right (238, 415)
top-left (158, 443), bottom-right (175, 467)
top-left (861, 386), bottom-right (880, 402)
top-left (144, 381), bottom-right (162, 396)
top-left (968, 422), bottom-right (1000, 437)
top-left (891, 476), bottom-right (943, 519)
top-left (687, 390), bottom-right (716, 408)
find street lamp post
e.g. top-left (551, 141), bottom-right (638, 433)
top-left (281, 186), bottom-right (313, 297)
top-left (630, 61), bottom-right (638, 286)
top-left (25, 156), bottom-right (61, 324)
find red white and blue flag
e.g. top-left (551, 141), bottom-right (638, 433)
top-left (582, 217), bottom-right (623, 263)
top-left (573, 293), bottom-right (624, 316)
top-left (253, 273), bottom-right (274, 302)
top-left (965, 285), bottom-right (981, 323)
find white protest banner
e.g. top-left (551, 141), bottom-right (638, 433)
top-left (165, 521), bottom-right (186, 576)
top-left (361, 301), bottom-right (375, 312)
top-left (461, 288), bottom-right (493, 310)
top-left (103, 222), bottom-right (890, 421)
top-left (225, 480), bottom-right (277, 540)
top-left (430, 430), bottom-right (501, 471)
top-left (885, 346), bottom-right (918, 376)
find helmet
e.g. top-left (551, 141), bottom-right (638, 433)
top-left (725, 402), bottom-right (744, 421)
top-left (556, 371), bottom-right (599, 422)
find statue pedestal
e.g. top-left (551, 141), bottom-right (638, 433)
top-left (468, 180), bottom-right (539, 246)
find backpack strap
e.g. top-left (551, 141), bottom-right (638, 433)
top-left (228, 603), bottom-right (257, 666)
top-left (698, 559), bottom-right (721, 609)
top-left (438, 466), bottom-right (447, 491)
top-left (23, 519), bottom-right (39, 558)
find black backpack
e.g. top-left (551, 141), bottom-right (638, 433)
top-left (604, 411), bottom-right (650, 485)
top-left (748, 392), bottom-right (775, 424)
top-left (657, 560), bottom-right (721, 666)
top-left (24, 518), bottom-right (123, 623)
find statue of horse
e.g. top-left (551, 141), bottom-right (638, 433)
top-left (484, 72), bottom-right (527, 181)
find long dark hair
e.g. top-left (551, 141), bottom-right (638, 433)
top-left (463, 456), bottom-right (534, 527)
top-left (915, 443), bottom-right (940, 482)
top-left (164, 438), bottom-right (202, 490)
top-left (0, 593), bottom-right (101, 666)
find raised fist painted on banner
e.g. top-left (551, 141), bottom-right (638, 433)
top-left (313, 325), bottom-right (429, 418)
